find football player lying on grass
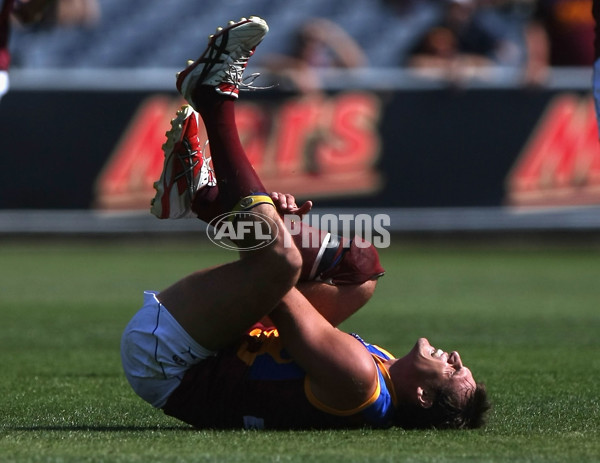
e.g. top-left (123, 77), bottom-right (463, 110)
top-left (120, 16), bottom-right (490, 430)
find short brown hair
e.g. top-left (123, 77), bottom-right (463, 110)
top-left (393, 382), bottom-right (491, 430)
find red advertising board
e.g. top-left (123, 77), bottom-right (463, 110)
top-left (0, 87), bottom-right (598, 211)
top-left (94, 92), bottom-right (383, 211)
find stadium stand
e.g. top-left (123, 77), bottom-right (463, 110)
top-left (8, 0), bottom-right (449, 69)
top-left (5, 0), bottom-right (598, 236)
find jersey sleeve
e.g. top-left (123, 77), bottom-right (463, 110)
top-left (304, 333), bottom-right (398, 427)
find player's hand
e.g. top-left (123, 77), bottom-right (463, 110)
top-left (270, 192), bottom-right (313, 217)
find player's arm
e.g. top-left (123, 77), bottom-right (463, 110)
top-left (269, 287), bottom-right (378, 411)
top-left (268, 191), bottom-right (382, 326)
top-left (295, 279), bottom-right (377, 327)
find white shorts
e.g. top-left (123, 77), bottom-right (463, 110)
top-left (120, 291), bottom-right (216, 408)
top-left (0, 71), bottom-right (9, 100)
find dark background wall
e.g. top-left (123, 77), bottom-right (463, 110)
top-left (0, 87), bottom-right (587, 210)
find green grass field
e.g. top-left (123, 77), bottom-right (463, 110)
top-left (1, 237), bottom-right (599, 462)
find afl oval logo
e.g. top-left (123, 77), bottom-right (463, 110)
top-left (206, 211), bottom-right (279, 251)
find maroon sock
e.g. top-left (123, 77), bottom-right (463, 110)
top-left (192, 185), bottom-right (223, 223)
top-left (192, 86), bottom-right (266, 211)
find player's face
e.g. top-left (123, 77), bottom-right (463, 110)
top-left (409, 338), bottom-right (476, 400)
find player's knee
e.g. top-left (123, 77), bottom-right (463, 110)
top-left (357, 278), bottom-right (378, 303)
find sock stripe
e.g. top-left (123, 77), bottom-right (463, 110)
top-left (308, 232), bottom-right (332, 280)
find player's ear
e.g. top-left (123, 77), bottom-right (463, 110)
top-left (416, 387), bottom-right (434, 409)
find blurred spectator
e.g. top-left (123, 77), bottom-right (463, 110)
top-left (1, 0), bottom-right (54, 101)
top-left (405, 0), bottom-right (524, 84)
top-left (532, 0), bottom-right (594, 65)
top-left (381, 0), bottom-right (452, 66)
top-left (524, 0), bottom-right (594, 84)
top-left (41, 0), bottom-right (100, 28)
top-left (261, 18), bottom-right (367, 94)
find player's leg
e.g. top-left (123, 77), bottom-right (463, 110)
top-left (157, 228), bottom-right (300, 351)
top-left (193, 188), bottom-right (385, 326)
top-left (287, 220), bottom-right (385, 325)
top-left (278, 228), bottom-right (385, 326)
top-left (155, 16), bottom-right (383, 340)
top-left (193, 183), bottom-right (386, 327)
top-left (154, 17), bottom-right (301, 350)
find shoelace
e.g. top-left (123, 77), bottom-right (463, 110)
top-left (239, 72), bottom-right (275, 92)
top-left (174, 138), bottom-right (201, 201)
top-left (223, 56), bottom-right (275, 92)
top-left (199, 139), bottom-right (216, 187)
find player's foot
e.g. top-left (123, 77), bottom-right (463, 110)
top-left (151, 105), bottom-right (216, 219)
top-left (176, 16), bottom-right (269, 106)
